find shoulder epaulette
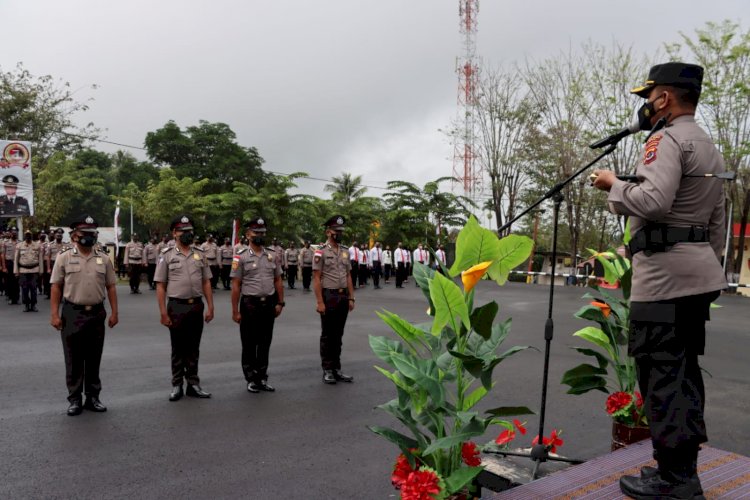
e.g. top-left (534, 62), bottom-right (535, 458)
top-left (161, 247), bottom-right (171, 254)
top-left (59, 248), bottom-right (71, 255)
top-left (192, 246), bottom-right (205, 252)
top-left (237, 248), bottom-right (247, 254)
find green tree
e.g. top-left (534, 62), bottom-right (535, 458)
top-left (0, 63), bottom-right (98, 165)
top-left (667, 20), bottom-right (750, 277)
top-left (324, 172), bottom-right (367, 205)
top-left (139, 169), bottom-right (210, 234)
top-left (144, 120), bottom-right (266, 194)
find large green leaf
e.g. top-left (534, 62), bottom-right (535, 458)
top-left (374, 366), bottom-right (411, 392)
top-left (412, 262), bottom-right (436, 316)
top-left (377, 310), bottom-right (429, 343)
top-left (423, 432), bottom-right (482, 455)
top-left (462, 384), bottom-right (492, 411)
top-left (561, 363), bottom-right (609, 394)
top-left (470, 301), bottom-right (499, 340)
top-left (390, 352), bottom-right (445, 405)
top-left (485, 406), bottom-right (535, 417)
top-left (449, 215), bottom-right (501, 277)
top-left (489, 234), bottom-right (534, 285)
top-left (448, 351), bottom-right (484, 379)
top-left (368, 335), bottom-right (403, 365)
top-left (570, 347), bottom-right (610, 370)
top-left (474, 319), bottom-right (512, 359)
top-left (573, 326), bottom-right (615, 360)
top-left (367, 425), bottom-right (419, 449)
top-left (445, 467), bottom-right (484, 495)
top-left (429, 271), bottom-right (470, 335)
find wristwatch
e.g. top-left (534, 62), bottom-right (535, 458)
top-left (278, 301), bottom-right (286, 307)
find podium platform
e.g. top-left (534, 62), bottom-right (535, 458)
top-left (485, 440), bottom-right (750, 499)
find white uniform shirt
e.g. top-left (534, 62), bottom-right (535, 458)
top-left (383, 250), bottom-right (393, 266)
top-left (413, 248), bottom-right (428, 265)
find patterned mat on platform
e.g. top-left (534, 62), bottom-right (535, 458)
top-left (488, 440), bottom-right (750, 499)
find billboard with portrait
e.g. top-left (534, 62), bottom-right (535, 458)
top-left (0, 140), bottom-right (33, 217)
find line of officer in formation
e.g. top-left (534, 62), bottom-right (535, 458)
top-left (45, 213), bottom-right (368, 416)
top-left (2, 227), bottom-right (71, 310)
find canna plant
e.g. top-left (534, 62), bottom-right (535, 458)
top-left (369, 216), bottom-right (536, 499)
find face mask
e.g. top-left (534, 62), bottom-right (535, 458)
top-left (78, 234), bottom-right (97, 247)
top-left (24, 236), bottom-right (32, 242)
top-left (179, 232), bottom-right (194, 245)
top-left (251, 236), bottom-right (265, 246)
top-left (636, 96), bottom-right (662, 131)
top-left (56, 236), bottom-right (62, 242)
top-left (331, 233), bottom-right (342, 243)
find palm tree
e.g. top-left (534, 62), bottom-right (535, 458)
top-left (324, 172), bottom-right (367, 205)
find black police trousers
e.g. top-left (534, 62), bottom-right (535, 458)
top-left (60, 302), bottom-right (106, 403)
top-left (221, 265), bottom-right (232, 289)
top-left (371, 262), bottom-right (382, 287)
top-left (349, 261), bottom-right (358, 288)
top-left (5, 260), bottom-right (19, 303)
top-left (147, 263), bottom-right (156, 289)
top-left (240, 295), bottom-right (277, 383)
top-left (302, 266), bottom-right (312, 290)
top-left (320, 289), bottom-right (350, 370)
top-left (167, 299), bottom-right (204, 387)
top-left (629, 290), bottom-right (720, 453)
top-left (128, 263), bottom-right (142, 291)
top-left (287, 264), bottom-right (297, 288)
top-left (395, 263), bottom-right (405, 287)
top-left (19, 273), bottom-right (38, 306)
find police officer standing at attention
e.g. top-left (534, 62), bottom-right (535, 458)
top-left (220, 237), bottom-right (234, 290)
top-left (15, 230), bottom-right (43, 312)
top-left (313, 215), bottom-right (355, 384)
top-left (4, 228), bottom-right (20, 304)
top-left (144, 236), bottom-right (158, 290)
top-left (124, 234), bottom-right (144, 294)
top-left (285, 241), bottom-right (299, 289)
top-left (592, 63), bottom-right (727, 499)
top-left (50, 215), bottom-right (118, 416)
top-left (155, 215), bottom-right (214, 401)
top-left (230, 217), bottom-right (284, 393)
top-left (201, 235), bottom-right (220, 290)
top-left (46, 229), bottom-right (68, 298)
top-left (299, 240), bottom-right (314, 291)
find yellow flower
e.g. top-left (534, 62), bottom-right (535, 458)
top-left (461, 261), bottom-right (493, 293)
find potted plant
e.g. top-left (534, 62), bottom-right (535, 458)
top-left (560, 249), bottom-right (649, 451)
top-left (369, 216), bottom-right (536, 499)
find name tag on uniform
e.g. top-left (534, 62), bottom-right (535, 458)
top-left (342, 250), bottom-right (348, 259)
top-left (96, 257), bottom-right (103, 265)
top-left (267, 254), bottom-right (273, 262)
top-left (194, 254), bottom-right (201, 261)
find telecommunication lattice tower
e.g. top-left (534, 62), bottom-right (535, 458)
top-left (453, 0), bottom-right (482, 199)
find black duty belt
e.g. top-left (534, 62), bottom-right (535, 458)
top-left (323, 288), bottom-right (348, 295)
top-left (63, 300), bottom-right (104, 312)
top-left (242, 294), bottom-right (277, 306)
top-left (129, 258), bottom-right (142, 261)
top-left (18, 263), bottom-right (40, 269)
top-left (629, 224), bottom-right (709, 256)
top-left (168, 297), bottom-right (202, 304)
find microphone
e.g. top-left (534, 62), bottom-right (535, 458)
top-left (589, 120), bottom-right (640, 149)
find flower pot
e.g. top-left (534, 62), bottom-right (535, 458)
top-left (611, 421), bottom-right (650, 451)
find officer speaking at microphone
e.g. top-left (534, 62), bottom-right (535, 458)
top-left (154, 215), bottom-right (214, 402)
top-left (50, 215), bottom-right (119, 416)
top-left (313, 215), bottom-right (355, 384)
top-left (230, 217), bottom-right (284, 393)
top-left (592, 62), bottom-right (727, 499)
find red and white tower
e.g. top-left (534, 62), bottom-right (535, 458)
top-left (453, 0), bottom-right (481, 198)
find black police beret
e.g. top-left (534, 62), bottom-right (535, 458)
top-left (2, 174), bottom-right (19, 185)
top-left (631, 62), bottom-right (704, 98)
top-left (69, 214), bottom-right (98, 231)
top-left (245, 217), bottom-right (267, 232)
top-left (323, 215), bottom-right (346, 230)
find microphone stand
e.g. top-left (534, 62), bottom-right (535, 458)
top-left (485, 143), bottom-right (617, 479)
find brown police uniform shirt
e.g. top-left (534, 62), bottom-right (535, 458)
top-left (312, 243), bottom-right (351, 289)
top-left (144, 243), bottom-right (158, 265)
top-left (285, 248), bottom-right (299, 265)
top-left (607, 115), bottom-right (727, 302)
top-left (220, 245), bottom-right (234, 266)
top-left (230, 246), bottom-right (281, 296)
top-left (51, 247), bottom-right (117, 305)
top-left (3, 239), bottom-right (17, 261)
top-left (14, 241), bottom-right (44, 273)
top-left (271, 245), bottom-right (286, 267)
top-left (154, 245), bottom-right (212, 299)
top-left (47, 241), bottom-right (70, 264)
top-left (300, 247), bottom-right (314, 267)
top-left (201, 242), bottom-right (219, 263)
top-left (124, 241), bottom-right (144, 265)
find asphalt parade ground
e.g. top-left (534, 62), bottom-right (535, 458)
top-left (1, 279), bottom-right (748, 499)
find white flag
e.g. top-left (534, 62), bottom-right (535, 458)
top-left (114, 201), bottom-right (121, 257)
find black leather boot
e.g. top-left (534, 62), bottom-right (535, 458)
top-left (620, 446), bottom-right (703, 499)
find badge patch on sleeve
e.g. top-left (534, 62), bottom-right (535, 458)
top-left (643, 135), bottom-right (662, 165)
top-left (231, 255), bottom-right (240, 270)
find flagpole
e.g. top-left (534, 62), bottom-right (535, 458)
top-left (130, 200), bottom-right (134, 239)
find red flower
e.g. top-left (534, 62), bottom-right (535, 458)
top-left (606, 391), bottom-right (633, 415)
top-left (513, 419), bottom-right (527, 435)
top-left (461, 441), bottom-right (481, 466)
top-left (590, 300), bottom-right (611, 318)
top-left (635, 391), bottom-right (644, 408)
top-left (532, 429), bottom-right (564, 454)
top-left (392, 453), bottom-right (417, 489)
top-left (495, 429), bottom-right (516, 445)
top-left (401, 469), bottom-right (442, 500)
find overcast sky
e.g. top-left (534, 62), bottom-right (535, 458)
top-left (2, 0), bottom-right (747, 199)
